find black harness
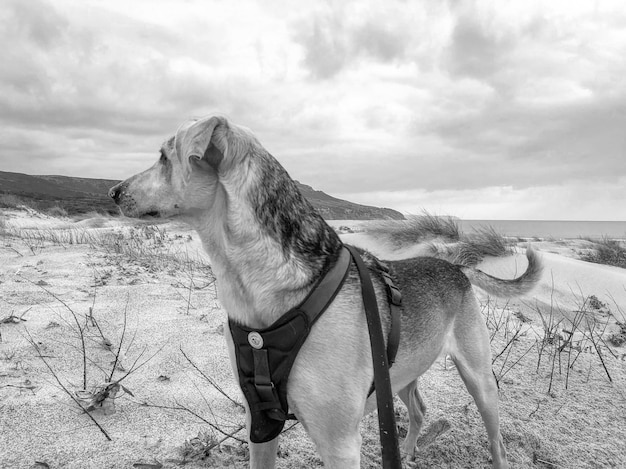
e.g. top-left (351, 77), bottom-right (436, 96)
top-left (229, 245), bottom-right (402, 464)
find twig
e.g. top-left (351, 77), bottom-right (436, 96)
top-left (547, 335), bottom-right (560, 395)
top-left (139, 400), bottom-right (247, 444)
top-left (205, 424), bottom-right (247, 452)
top-left (114, 342), bottom-right (168, 385)
top-left (179, 346), bottom-right (243, 409)
top-left (109, 296), bottom-right (130, 382)
top-left (19, 275), bottom-right (89, 390)
top-left (24, 329), bottom-right (111, 441)
top-left (492, 323), bottom-right (523, 364)
top-left (527, 399), bottom-right (544, 419)
top-left (2, 245), bottom-right (24, 257)
top-left (498, 342), bottom-right (535, 384)
top-left (88, 268), bottom-right (108, 343)
top-left (587, 322), bottom-right (613, 382)
top-left (533, 455), bottom-right (567, 468)
top-left (1, 383), bottom-right (37, 391)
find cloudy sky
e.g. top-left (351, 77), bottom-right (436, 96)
top-left (2, 0), bottom-right (625, 220)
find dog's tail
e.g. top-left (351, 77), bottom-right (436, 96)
top-left (460, 246), bottom-right (542, 298)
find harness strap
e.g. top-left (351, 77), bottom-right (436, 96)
top-left (364, 260), bottom-right (402, 397)
top-left (345, 245), bottom-right (402, 469)
top-left (230, 246), bottom-right (353, 442)
top-left (299, 246), bottom-right (352, 325)
top-left (252, 348), bottom-right (287, 420)
top-left (380, 269), bottom-right (402, 366)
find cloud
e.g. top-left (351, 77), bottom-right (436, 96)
top-left (1, 0), bottom-right (625, 219)
top-left (6, 0), bottom-right (69, 48)
top-left (353, 20), bottom-right (409, 63)
top-left (337, 177), bottom-right (626, 221)
top-left (419, 85), bottom-right (626, 191)
top-left (292, 3), bottom-right (416, 79)
top-left (0, 0), bottom-right (238, 134)
top-left (444, 13), bottom-right (511, 80)
top-left (295, 14), bottom-right (349, 79)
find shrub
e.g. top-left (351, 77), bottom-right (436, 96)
top-left (580, 237), bottom-right (626, 269)
top-left (46, 206), bottom-right (69, 218)
top-left (0, 193), bottom-right (28, 208)
top-left (368, 212), bottom-right (512, 266)
top-left (368, 212), bottom-right (460, 246)
top-left (461, 226), bottom-right (513, 260)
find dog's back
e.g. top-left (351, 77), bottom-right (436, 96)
top-left (383, 252), bottom-right (540, 371)
top-left (386, 257), bottom-right (472, 353)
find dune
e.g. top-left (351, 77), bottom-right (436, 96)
top-left (342, 228), bottom-right (626, 318)
top-left (476, 250), bottom-right (626, 316)
top-left (1, 210), bottom-right (625, 468)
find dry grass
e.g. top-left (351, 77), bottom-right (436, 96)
top-left (1, 220), bottom-right (211, 275)
top-left (368, 213), bottom-right (460, 245)
top-left (0, 193), bottom-right (29, 209)
top-left (368, 212), bottom-right (513, 266)
top-left (580, 237), bottom-right (626, 269)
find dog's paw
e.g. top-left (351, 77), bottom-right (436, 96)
top-left (403, 455), bottom-right (420, 469)
top-left (415, 418), bottom-right (451, 448)
top-left (400, 446), bottom-right (417, 464)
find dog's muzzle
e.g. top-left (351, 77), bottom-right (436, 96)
top-left (108, 184), bottom-right (123, 204)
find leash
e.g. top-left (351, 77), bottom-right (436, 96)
top-left (345, 245), bottom-right (403, 469)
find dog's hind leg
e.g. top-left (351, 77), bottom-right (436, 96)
top-left (450, 296), bottom-right (509, 469)
top-left (398, 379), bottom-right (426, 459)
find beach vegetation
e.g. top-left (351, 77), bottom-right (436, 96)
top-left (0, 193), bottom-right (30, 209)
top-left (580, 237), bottom-right (626, 269)
top-left (45, 205), bottom-right (69, 218)
top-left (367, 212), bottom-right (513, 266)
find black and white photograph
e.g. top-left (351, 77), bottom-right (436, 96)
top-left (1, 1), bottom-right (625, 468)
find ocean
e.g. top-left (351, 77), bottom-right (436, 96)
top-left (458, 220), bottom-right (626, 239)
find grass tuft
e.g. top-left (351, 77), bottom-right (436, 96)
top-left (0, 193), bottom-right (32, 209)
top-left (367, 212), bottom-right (512, 266)
top-left (369, 213), bottom-right (460, 246)
top-left (45, 206), bottom-right (69, 218)
top-left (580, 237), bottom-right (626, 269)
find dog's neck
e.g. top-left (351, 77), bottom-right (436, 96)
top-left (190, 147), bottom-right (343, 329)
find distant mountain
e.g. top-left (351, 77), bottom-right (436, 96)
top-left (0, 170), bottom-right (404, 220)
top-left (294, 182), bottom-right (403, 220)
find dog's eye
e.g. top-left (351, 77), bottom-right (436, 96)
top-left (159, 150), bottom-right (168, 164)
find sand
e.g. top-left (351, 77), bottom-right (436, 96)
top-left (1, 209), bottom-right (625, 468)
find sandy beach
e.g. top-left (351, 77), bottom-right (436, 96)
top-left (1, 210), bottom-right (625, 468)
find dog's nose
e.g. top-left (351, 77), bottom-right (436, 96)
top-left (108, 184), bottom-right (122, 203)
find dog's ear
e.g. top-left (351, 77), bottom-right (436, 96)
top-left (176, 116), bottom-right (225, 171)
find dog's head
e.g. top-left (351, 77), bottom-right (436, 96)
top-left (109, 115), bottom-right (246, 219)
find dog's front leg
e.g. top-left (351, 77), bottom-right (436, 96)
top-left (224, 323), bottom-right (279, 468)
top-left (294, 401), bottom-right (362, 468)
top-left (307, 424), bottom-right (362, 469)
top-left (247, 431), bottom-right (279, 468)
top-left (289, 368), bottom-right (365, 468)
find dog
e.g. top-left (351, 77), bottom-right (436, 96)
top-left (109, 115), bottom-right (542, 469)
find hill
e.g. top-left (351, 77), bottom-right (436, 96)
top-left (0, 170), bottom-right (404, 220)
